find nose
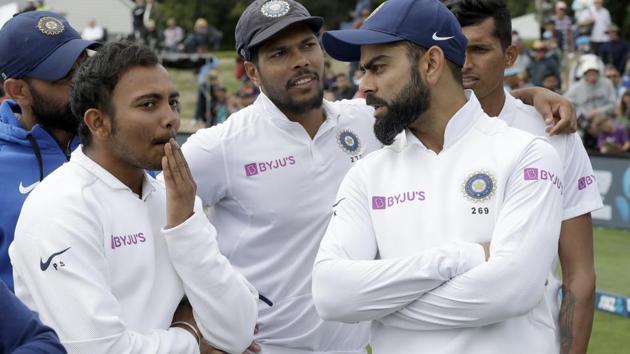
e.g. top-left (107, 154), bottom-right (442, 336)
top-left (359, 71), bottom-right (375, 95)
top-left (462, 52), bottom-right (472, 72)
top-left (291, 48), bottom-right (309, 70)
top-left (162, 102), bottom-right (180, 132)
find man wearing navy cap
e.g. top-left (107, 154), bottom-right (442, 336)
top-left (0, 11), bottom-right (97, 291)
top-left (312, 0), bottom-right (564, 352)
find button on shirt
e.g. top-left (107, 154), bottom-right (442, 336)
top-left (181, 92), bottom-right (381, 353)
top-left (10, 148), bottom-right (258, 354)
top-left (313, 92), bottom-right (564, 354)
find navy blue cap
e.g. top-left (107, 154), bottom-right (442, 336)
top-left (235, 0), bottom-right (323, 60)
top-left (0, 11), bottom-right (97, 81)
top-left (322, 0), bottom-right (467, 67)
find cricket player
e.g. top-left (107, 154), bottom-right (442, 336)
top-left (312, 0), bottom-right (564, 353)
top-left (447, 1), bottom-right (603, 352)
top-left (179, 0), bottom-right (579, 353)
top-left (10, 41), bottom-right (258, 354)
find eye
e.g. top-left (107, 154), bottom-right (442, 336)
top-left (140, 101), bottom-right (156, 110)
top-left (169, 98), bottom-right (181, 112)
top-left (270, 49), bottom-right (286, 59)
top-left (371, 64), bottom-right (386, 74)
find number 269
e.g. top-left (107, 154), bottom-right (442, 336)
top-left (471, 207), bottom-right (489, 215)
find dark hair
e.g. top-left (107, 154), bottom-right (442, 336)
top-left (70, 40), bottom-right (159, 147)
top-left (445, 0), bottom-right (512, 51)
top-left (402, 41), bottom-right (463, 86)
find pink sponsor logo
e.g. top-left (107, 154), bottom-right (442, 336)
top-left (578, 175), bottom-right (595, 190)
top-left (111, 233), bottom-right (146, 250)
top-left (524, 168), bottom-right (539, 180)
top-left (372, 191), bottom-right (426, 210)
top-left (244, 156), bottom-right (296, 177)
top-left (523, 167), bottom-right (563, 193)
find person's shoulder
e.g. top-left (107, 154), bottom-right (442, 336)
top-left (329, 98), bottom-right (374, 119)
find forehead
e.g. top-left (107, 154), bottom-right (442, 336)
top-left (360, 42), bottom-right (407, 63)
top-left (112, 65), bottom-right (175, 100)
top-left (462, 18), bottom-right (499, 44)
top-left (258, 23), bottom-right (317, 52)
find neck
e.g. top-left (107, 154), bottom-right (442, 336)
top-left (84, 146), bottom-right (145, 197)
top-left (409, 89), bottom-right (467, 153)
top-left (476, 86), bottom-right (507, 117)
top-left (282, 106), bottom-right (326, 139)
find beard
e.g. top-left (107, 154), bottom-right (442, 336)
top-left (367, 66), bottom-right (430, 145)
top-left (28, 84), bottom-right (79, 134)
top-left (261, 69), bottom-right (324, 116)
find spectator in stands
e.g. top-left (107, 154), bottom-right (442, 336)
top-left (323, 61), bottom-right (336, 90)
top-left (604, 64), bottom-right (625, 100)
top-left (594, 114), bottom-right (630, 154)
top-left (542, 70), bottom-right (562, 93)
top-left (211, 85), bottom-right (231, 126)
top-left (616, 90), bottom-right (630, 129)
top-left (143, 0), bottom-right (161, 31)
top-left (144, 19), bottom-right (160, 50)
top-left (163, 18), bottom-right (184, 52)
top-left (194, 52), bottom-right (220, 126)
top-left (526, 40), bottom-right (561, 87)
top-left (81, 19), bottom-right (106, 42)
top-left (503, 67), bottom-right (522, 91)
top-left (511, 31), bottom-right (530, 73)
top-left (184, 18), bottom-right (223, 53)
top-left (577, 0), bottom-right (611, 54)
top-left (35, 0), bottom-right (50, 11)
top-left (566, 60), bottom-right (616, 131)
top-left (599, 24), bottom-right (629, 75)
top-left (542, 19), bottom-right (563, 53)
top-left (0, 280), bottom-right (65, 353)
top-left (131, 0), bottom-right (146, 41)
top-left (331, 73), bottom-right (356, 100)
top-left (534, 0), bottom-right (554, 38)
top-left (550, 1), bottom-right (573, 52)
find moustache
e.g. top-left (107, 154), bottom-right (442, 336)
top-left (365, 94), bottom-right (388, 107)
top-left (286, 69), bottom-right (319, 89)
top-left (152, 131), bottom-right (177, 145)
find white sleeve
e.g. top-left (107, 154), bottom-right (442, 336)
top-left (561, 133), bottom-right (603, 220)
top-left (379, 139), bottom-right (563, 330)
top-left (312, 165), bottom-right (486, 323)
top-left (10, 208), bottom-right (200, 354)
top-left (180, 127), bottom-right (229, 207)
top-left (162, 198), bottom-right (258, 354)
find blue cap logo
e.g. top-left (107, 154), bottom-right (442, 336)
top-left (37, 17), bottom-right (65, 36)
top-left (261, 0), bottom-right (291, 18)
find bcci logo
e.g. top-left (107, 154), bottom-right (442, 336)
top-left (37, 17), bottom-right (65, 36)
top-left (462, 171), bottom-right (496, 202)
top-left (337, 129), bottom-right (361, 156)
top-left (261, 0), bottom-right (290, 18)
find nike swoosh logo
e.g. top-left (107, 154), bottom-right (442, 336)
top-left (19, 181), bottom-right (39, 194)
top-left (432, 32), bottom-right (454, 41)
top-left (40, 247), bottom-right (71, 271)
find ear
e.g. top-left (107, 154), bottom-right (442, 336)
top-left (244, 61), bottom-right (262, 87)
top-left (423, 46), bottom-right (446, 87)
top-left (84, 108), bottom-right (112, 143)
top-left (3, 79), bottom-right (31, 106)
top-left (504, 44), bottom-right (518, 68)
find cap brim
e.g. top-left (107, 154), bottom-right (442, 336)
top-left (26, 38), bottom-right (98, 81)
top-left (248, 16), bottom-right (324, 52)
top-left (322, 29), bottom-right (404, 62)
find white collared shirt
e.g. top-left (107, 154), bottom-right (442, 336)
top-left (313, 92), bottom-right (564, 354)
top-left (10, 148), bottom-right (258, 354)
top-left (181, 92), bottom-right (381, 353)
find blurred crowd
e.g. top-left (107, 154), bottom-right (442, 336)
top-left (11, 0), bottom-right (630, 155)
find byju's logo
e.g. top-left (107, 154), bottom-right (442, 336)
top-left (523, 167), bottom-right (563, 193)
top-left (372, 191), bottom-right (426, 210)
top-left (244, 156), bottom-right (296, 177)
top-left (578, 175), bottom-right (596, 190)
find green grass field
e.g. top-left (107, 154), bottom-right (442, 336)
top-left (167, 57), bottom-right (630, 354)
top-left (589, 227), bottom-right (630, 354)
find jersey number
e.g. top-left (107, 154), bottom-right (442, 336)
top-left (471, 207), bottom-right (490, 215)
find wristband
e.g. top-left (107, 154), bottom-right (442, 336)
top-left (171, 321), bottom-right (201, 346)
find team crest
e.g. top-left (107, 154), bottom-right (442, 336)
top-left (37, 17), bottom-right (65, 36)
top-left (261, 0), bottom-right (290, 18)
top-left (337, 129), bottom-right (361, 155)
top-left (462, 171), bottom-right (496, 202)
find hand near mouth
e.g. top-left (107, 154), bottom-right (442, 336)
top-left (162, 138), bottom-right (197, 229)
